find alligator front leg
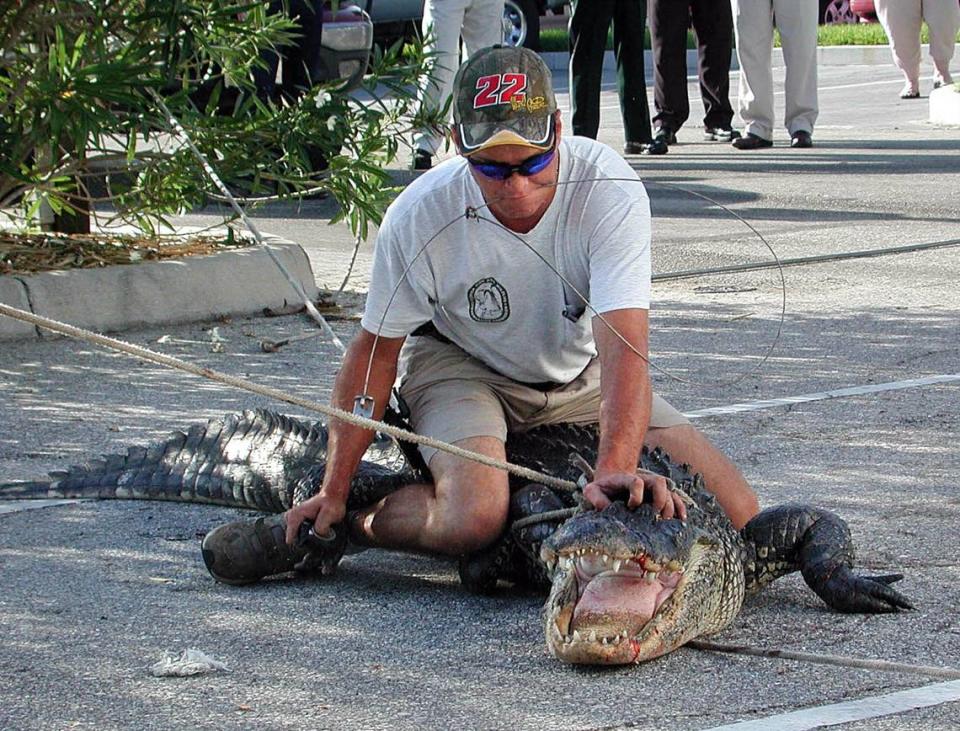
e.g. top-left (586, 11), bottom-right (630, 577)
top-left (741, 503), bottom-right (913, 613)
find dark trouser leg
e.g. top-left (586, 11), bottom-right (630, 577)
top-left (279, 0), bottom-right (324, 98)
top-left (281, 0), bottom-right (328, 173)
top-left (649, 0), bottom-right (690, 133)
top-left (612, 0), bottom-right (653, 143)
top-left (570, 0), bottom-right (615, 139)
top-left (691, 0), bottom-right (735, 130)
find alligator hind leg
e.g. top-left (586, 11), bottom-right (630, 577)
top-left (742, 503), bottom-right (913, 613)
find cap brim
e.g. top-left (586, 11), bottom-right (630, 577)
top-left (458, 114), bottom-right (554, 156)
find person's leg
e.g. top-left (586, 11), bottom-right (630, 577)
top-left (691, 0), bottom-right (736, 133)
top-left (874, 0), bottom-right (922, 95)
top-left (644, 424), bottom-right (759, 529)
top-left (251, 0), bottom-right (285, 102)
top-left (280, 0), bottom-right (324, 97)
top-left (773, 0), bottom-right (818, 137)
top-left (569, 0), bottom-right (615, 139)
top-left (649, 0), bottom-right (690, 135)
top-left (460, 0), bottom-right (504, 56)
top-left (924, 0), bottom-right (960, 86)
top-left (612, 0), bottom-right (654, 145)
top-left (730, 0), bottom-right (776, 141)
top-left (350, 436), bottom-right (510, 554)
top-left (412, 0), bottom-right (469, 157)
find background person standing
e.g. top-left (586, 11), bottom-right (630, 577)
top-left (569, 0), bottom-right (660, 155)
top-left (411, 0), bottom-right (504, 170)
top-left (874, 0), bottom-right (960, 98)
top-left (730, 0), bottom-right (819, 149)
top-left (648, 0), bottom-right (739, 148)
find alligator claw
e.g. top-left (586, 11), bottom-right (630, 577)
top-left (812, 567), bottom-right (913, 613)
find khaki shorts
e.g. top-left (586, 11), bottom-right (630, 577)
top-left (397, 336), bottom-right (689, 465)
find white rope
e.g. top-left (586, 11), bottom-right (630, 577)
top-left (0, 302), bottom-right (577, 493)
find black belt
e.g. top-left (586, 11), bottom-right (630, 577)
top-left (410, 321), bottom-right (565, 392)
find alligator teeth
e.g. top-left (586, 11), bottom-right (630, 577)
top-left (601, 554), bottom-right (609, 564)
top-left (601, 636), bottom-right (609, 645)
top-left (644, 571), bottom-right (658, 584)
top-left (588, 630), bottom-right (597, 643)
top-left (666, 560), bottom-right (682, 572)
top-left (612, 559), bottom-right (622, 573)
top-left (644, 559), bottom-right (662, 573)
top-left (572, 630), bottom-right (582, 642)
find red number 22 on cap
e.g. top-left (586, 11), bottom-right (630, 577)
top-left (474, 73), bottom-right (528, 108)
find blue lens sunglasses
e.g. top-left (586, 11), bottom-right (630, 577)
top-left (468, 146), bottom-right (557, 181)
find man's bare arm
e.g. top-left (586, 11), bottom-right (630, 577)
top-left (283, 328), bottom-right (406, 544)
top-left (585, 308), bottom-right (685, 521)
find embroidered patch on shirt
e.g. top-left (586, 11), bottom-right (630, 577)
top-left (468, 277), bottom-right (510, 322)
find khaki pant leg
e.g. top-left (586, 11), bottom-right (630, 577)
top-left (923, 0), bottom-right (960, 73)
top-left (461, 0), bottom-right (505, 56)
top-left (412, 0), bottom-right (470, 154)
top-left (875, 0), bottom-right (923, 84)
top-left (773, 0), bottom-right (819, 135)
top-left (731, 0), bottom-right (776, 139)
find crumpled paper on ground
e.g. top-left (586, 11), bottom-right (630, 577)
top-left (149, 648), bottom-right (230, 677)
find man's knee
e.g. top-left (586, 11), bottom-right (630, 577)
top-left (431, 486), bottom-right (509, 554)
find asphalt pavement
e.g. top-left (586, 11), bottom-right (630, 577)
top-left (1, 57), bottom-right (959, 731)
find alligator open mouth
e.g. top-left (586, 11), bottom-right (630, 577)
top-left (543, 546), bottom-right (687, 664)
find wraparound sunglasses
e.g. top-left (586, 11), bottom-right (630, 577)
top-left (468, 147), bottom-right (556, 181)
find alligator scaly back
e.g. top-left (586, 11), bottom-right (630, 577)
top-left (0, 409), bottom-right (420, 512)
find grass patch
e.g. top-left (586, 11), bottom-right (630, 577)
top-left (539, 22), bottom-right (958, 53)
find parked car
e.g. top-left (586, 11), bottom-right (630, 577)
top-left (317, 4), bottom-right (374, 86)
top-left (361, 0), bottom-right (564, 50)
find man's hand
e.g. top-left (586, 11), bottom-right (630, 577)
top-left (283, 492), bottom-right (347, 546)
top-left (583, 472), bottom-right (687, 522)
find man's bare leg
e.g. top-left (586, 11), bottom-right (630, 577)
top-left (645, 424), bottom-right (759, 529)
top-left (349, 436), bottom-right (510, 555)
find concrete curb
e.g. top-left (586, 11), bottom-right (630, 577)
top-left (541, 43), bottom-right (906, 73)
top-left (0, 235), bottom-right (319, 340)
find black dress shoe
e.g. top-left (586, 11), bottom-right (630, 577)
top-left (645, 137), bottom-right (669, 155)
top-left (790, 130), bottom-right (813, 148)
top-left (654, 127), bottom-right (677, 145)
top-left (412, 150), bottom-right (432, 170)
top-left (704, 126), bottom-right (741, 141)
top-left (732, 132), bottom-right (773, 150)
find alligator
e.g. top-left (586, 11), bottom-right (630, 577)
top-left (0, 408), bottom-right (911, 666)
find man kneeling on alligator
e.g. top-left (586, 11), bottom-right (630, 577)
top-left (203, 44), bottom-right (759, 584)
top-left (200, 48), bottom-right (911, 665)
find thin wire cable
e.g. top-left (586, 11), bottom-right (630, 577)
top-left (361, 174), bottom-right (787, 397)
top-left (149, 92), bottom-right (346, 354)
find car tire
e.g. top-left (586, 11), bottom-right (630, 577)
top-left (503, 0), bottom-right (541, 50)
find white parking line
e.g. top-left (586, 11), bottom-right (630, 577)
top-left (684, 374), bottom-right (960, 419)
top-left (703, 679), bottom-right (960, 731)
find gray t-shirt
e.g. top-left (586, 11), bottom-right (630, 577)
top-left (361, 135), bottom-right (651, 384)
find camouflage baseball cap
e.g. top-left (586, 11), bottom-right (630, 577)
top-left (452, 45), bottom-right (558, 156)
